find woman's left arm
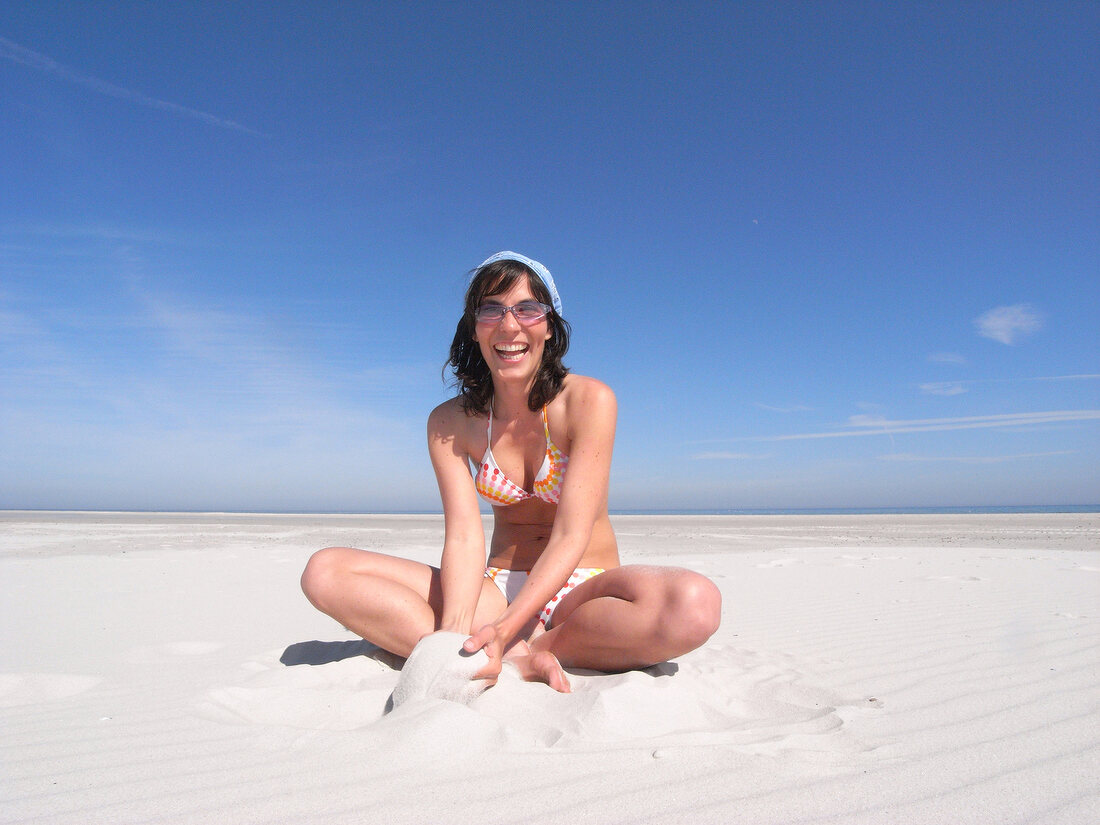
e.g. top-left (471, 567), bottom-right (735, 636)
top-left (469, 378), bottom-right (617, 652)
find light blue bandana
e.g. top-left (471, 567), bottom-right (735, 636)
top-left (475, 250), bottom-right (562, 316)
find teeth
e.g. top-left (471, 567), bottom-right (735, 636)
top-left (493, 342), bottom-right (528, 362)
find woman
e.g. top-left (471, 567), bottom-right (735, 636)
top-left (301, 251), bottom-right (721, 692)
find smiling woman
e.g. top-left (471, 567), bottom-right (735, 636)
top-left (300, 251), bottom-right (721, 693)
top-left (447, 252), bottom-right (571, 417)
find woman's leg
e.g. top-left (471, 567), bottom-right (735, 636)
top-left (300, 546), bottom-right (505, 658)
top-left (530, 565), bottom-right (722, 671)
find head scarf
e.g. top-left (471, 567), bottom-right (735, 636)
top-left (475, 251), bottom-right (562, 316)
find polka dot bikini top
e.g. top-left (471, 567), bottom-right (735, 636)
top-left (475, 406), bottom-right (568, 506)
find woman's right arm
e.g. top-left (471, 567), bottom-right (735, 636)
top-left (427, 401), bottom-right (486, 635)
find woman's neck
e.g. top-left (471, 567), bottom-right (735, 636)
top-left (490, 382), bottom-right (535, 420)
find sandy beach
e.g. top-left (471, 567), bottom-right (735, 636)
top-left (2, 511), bottom-right (1097, 824)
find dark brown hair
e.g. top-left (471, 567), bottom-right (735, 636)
top-left (447, 259), bottom-right (570, 415)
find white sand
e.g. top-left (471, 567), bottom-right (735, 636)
top-left (390, 631), bottom-right (490, 708)
top-left (1, 511), bottom-right (1097, 824)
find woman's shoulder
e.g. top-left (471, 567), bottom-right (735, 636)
top-left (427, 396), bottom-right (482, 440)
top-left (558, 374), bottom-right (617, 423)
top-left (560, 373), bottom-right (616, 404)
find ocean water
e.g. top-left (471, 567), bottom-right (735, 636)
top-left (7, 505), bottom-right (1095, 517)
top-left (608, 505), bottom-right (1100, 516)
top-left (247, 504), bottom-right (1100, 517)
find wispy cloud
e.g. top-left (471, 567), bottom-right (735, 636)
top-left (918, 373), bottom-right (1100, 395)
top-left (975, 304), bottom-right (1044, 345)
top-left (1, 282), bottom-right (428, 481)
top-left (809, 411), bottom-right (1100, 442)
top-left (692, 451), bottom-right (769, 460)
top-left (0, 307), bottom-right (43, 339)
top-left (928, 352), bottom-right (968, 365)
top-left (755, 403), bottom-right (813, 413)
top-left (1030, 374), bottom-right (1100, 382)
top-left (880, 451), bottom-right (1075, 464)
top-left (919, 382), bottom-right (968, 396)
top-left (0, 36), bottom-right (263, 136)
top-left (7, 222), bottom-right (177, 244)
top-left (690, 410), bottom-right (1100, 444)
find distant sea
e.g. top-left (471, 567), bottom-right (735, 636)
top-left (230, 504), bottom-right (1100, 516)
top-left (6, 505), bottom-right (1096, 516)
top-left (608, 505), bottom-right (1099, 516)
top-left (320, 504), bottom-right (1098, 516)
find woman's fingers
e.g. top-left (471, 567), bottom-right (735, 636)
top-left (463, 624), bottom-right (490, 652)
top-left (472, 659), bottom-right (501, 683)
top-left (466, 624), bottom-right (503, 682)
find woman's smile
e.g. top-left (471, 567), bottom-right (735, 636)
top-left (493, 342), bottom-right (530, 362)
top-left (476, 280), bottom-right (551, 371)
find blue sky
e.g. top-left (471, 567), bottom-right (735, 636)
top-left (1, 1), bottom-right (1097, 512)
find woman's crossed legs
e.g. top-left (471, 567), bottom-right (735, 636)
top-left (300, 547), bottom-right (721, 690)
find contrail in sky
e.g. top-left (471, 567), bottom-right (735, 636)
top-left (759, 410), bottom-right (1100, 441)
top-left (0, 35), bottom-right (264, 136)
top-left (691, 410), bottom-right (1100, 444)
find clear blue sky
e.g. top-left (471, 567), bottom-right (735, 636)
top-left (2, 1), bottom-right (1097, 512)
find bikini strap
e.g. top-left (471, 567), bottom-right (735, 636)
top-left (542, 405), bottom-right (551, 445)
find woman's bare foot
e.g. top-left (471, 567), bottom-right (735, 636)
top-left (503, 640), bottom-right (571, 693)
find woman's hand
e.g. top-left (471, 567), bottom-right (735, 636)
top-left (463, 623), bottom-right (505, 685)
top-left (464, 624), bottom-right (571, 693)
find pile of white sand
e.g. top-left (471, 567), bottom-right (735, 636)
top-left (1, 512), bottom-right (1097, 823)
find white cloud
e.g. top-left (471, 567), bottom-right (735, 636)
top-left (9, 222), bottom-right (177, 244)
top-left (0, 36), bottom-right (262, 136)
top-left (745, 410), bottom-right (1100, 441)
top-left (915, 373), bottom-right (1099, 397)
top-left (755, 403), bottom-right (813, 413)
top-left (919, 382), bottom-right (968, 396)
top-left (0, 308), bottom-right (43, 339)
top-left (0, 283), bottom-right (441, 510)
top-left (692, 452), bottom-right (768, 460)
top-left (975, 304), bottom-right (1044, 345)
top-left (928, 352), bottom-right (968, 365)
top-left (880, 451), bottom-right (1075, 464)
top-left (1032, 374), bottom-right (1100, 382)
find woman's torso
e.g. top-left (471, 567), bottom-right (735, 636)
top-left (487, 508), bottom-right (618, 571)
top-left (463, 380), bottom-right (619, 571)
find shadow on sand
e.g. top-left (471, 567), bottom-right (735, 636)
top-left (280, 639), bottom-right (406, 670)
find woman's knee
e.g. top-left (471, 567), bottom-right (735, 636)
top-left (661, 570), bottom-right (722, 648)
top-left (300, 546), bottom-right (352, 604)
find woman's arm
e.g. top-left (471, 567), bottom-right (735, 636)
top-left (474, 378), bottom-right (617, 648)
top-left (427, 400), bottom-right (486, 635)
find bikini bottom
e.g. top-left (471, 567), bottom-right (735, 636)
top-left (484, 566), bottom-right (605, 628)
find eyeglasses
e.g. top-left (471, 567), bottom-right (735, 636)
top-left (474, 301), bottom-right (552, 325)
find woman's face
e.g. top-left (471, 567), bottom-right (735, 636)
top-left (473, 275), bottom-right (552, 386)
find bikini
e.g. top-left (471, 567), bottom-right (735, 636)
top-left (484, 566), bottom-right (604, 629)
top-left (475, 406), bottom-right (567, 506)
top-left (475, 406), bottom-right (604, 628)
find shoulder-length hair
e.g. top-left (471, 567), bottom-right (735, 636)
top-left (447, 259), bottom-right (571, 415)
